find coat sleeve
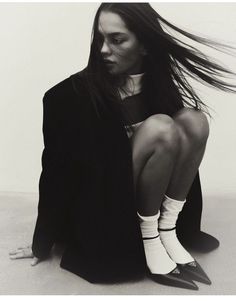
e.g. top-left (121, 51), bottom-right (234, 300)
top-left (32, 92), bottom-right (68, 259)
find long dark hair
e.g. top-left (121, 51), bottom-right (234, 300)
top-left (83, 2), bottom-right (236, 123)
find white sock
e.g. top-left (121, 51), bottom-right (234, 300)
top-left (158, 195), bottom-right (194, 264)
top-left (138, 211), bottom-right (176, 274)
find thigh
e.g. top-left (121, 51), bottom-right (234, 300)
top-left (173, 108), bottom-right (209, 147)
top-left (130, 113), bottom-right (178, 165)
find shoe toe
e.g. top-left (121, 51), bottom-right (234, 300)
top-left (178, 260), bottom-right (211, 285)
top-left (147, 267), bottom-right (198, 290)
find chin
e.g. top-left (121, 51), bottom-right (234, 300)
top-left (108, 70), bottom-right (121, 77)
top-left (108, 67), bottom-right (119, 75)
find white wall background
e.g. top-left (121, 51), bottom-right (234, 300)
top-left (0, 2), bottom-right (236, 196)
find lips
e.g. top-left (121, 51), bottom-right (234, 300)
top-left (103, 59), bottom-right (115, 64)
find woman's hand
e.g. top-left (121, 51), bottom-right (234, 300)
top-left (9, 244), bottom-right (41, 266)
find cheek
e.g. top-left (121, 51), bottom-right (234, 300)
top-left (116, 44), bottom-right (141, 65)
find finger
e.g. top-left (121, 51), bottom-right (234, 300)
top-left (9, 253), bottom-right (25, 260)
top-left (9, 249), bottom-right (24, 255)
top-left (19, 244), bottom-right (32, 249)
top-left (16, 244), bottom-right (32, 251)
top-left (11, 246), bottom-right (27, 252)
top-left (9, 249), bottom-right (33, 259)
top-left (9, 245), bottom-right (32, 255)
top-left (31, 257), bottom-right (40, 266)
top-left (9, 249), bottom-right (26, 255)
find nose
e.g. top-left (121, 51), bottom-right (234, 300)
top-left (101, 40), bottom-right (112, 56)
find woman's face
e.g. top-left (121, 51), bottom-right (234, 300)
top-left (98, 11), bottom-right (146, 75)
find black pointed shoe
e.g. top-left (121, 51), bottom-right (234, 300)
top-left (178, 260), bottom-right (211, 285)
top-left (147, 267), bottom-right (198, 290)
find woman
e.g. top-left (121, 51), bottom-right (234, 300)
top-left (9, 3), bottom-right (236, 290)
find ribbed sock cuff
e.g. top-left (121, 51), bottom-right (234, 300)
top-left (137, 211), bottom-right (160, 222)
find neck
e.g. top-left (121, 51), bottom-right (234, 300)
top-left (118, 72), bottom-right (145, 99)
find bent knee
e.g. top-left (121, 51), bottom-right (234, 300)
top-left (141, 114), bottom-right (180, 151)
top-left (174, 108), bottom-right (210, 146)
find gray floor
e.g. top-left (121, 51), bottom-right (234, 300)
top-left (1, 191), bottom-right (235, 295)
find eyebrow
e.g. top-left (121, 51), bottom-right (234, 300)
top-left (98, 31), bottom-right (127, 37)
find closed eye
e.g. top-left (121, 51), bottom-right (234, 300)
top-left (111, 37), bottom-right (124, 44)
top-left (97, 30), bottom-right (126, 46)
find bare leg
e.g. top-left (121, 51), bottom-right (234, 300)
top-left (133, 108), bottom-right (210, 284)
top-left (166, 108), bottom-right (209, 200)
top-left (132, 115), bottom-right (182, 276)
top-left (131, 114), bottom-right (180, 216)
top-left (132, 108), bottom-right (209, 214)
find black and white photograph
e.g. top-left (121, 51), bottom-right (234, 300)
top-left (1, 1), bottom-right (236, 296)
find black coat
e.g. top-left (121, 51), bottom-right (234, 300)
top-left (32, 70), bottom-right (204, 283)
